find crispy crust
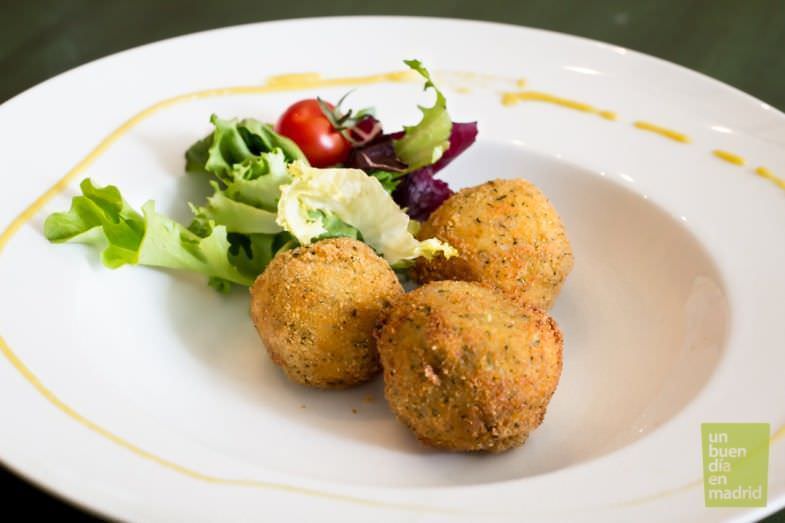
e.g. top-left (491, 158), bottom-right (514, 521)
top-left (251, 238), bottom-right (404, 389)
top-left (413, 178), bottom-right (574, 309)
top-left (376, 281), bottom-right (563, 452)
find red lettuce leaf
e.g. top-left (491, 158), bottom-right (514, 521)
top-left (346, 136), bottom-right (407, 173)
top-left (424, 121), bottom-right (477, 175)
top-left (392, 122), bottom-right (477, 220)
top-left (392, 169), bottom-right (453, 221)
top-left (346, 115), bottom-right (383, 147)
top-left (348, 121), bottom-right (478, 220)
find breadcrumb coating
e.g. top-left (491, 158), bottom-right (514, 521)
top-left (376, 281), bottom-right (563, 452)
top-left (251, 238), bottom-right (404, 388)
top-left (414, 179), bottom-right (573, 309)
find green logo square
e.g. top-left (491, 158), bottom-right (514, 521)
top-left (701, 423), bottom-right (769, 507)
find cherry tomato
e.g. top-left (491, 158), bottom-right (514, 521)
top-left (275, 99), bottom-right (351, 167)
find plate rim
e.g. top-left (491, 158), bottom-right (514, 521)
top-left (1, 15), bottom-right (784, 522)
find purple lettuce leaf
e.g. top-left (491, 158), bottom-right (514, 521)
top-left (346, 136), bottom-right (407, 173)
top-left (392, 169), bottom-right (453, 221)
top-left (347, 121), bottom-right (478, 220)
top-left (424, 121), bottom-right (478, 176)
top-left (392, 121), bottom-right (477, 220)
top-left (346, 115), bottom-right (383, 146)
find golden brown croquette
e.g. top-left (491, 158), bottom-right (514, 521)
top-left (376, 281), bottom-right (563, 452)
top-left (413, 179), bottom-right (573, 309)
top-left (251, 238), bottom-right (404, 389)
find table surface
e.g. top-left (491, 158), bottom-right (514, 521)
top-left (1, 1), bottom-right (783, 521)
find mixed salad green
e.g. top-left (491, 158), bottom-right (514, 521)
top-left (44, 60), bottom-right (476, 291)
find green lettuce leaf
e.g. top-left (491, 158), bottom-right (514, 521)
top-left (184, 134), bottom-right (212, 176)
top-left (222, 150), bottom-right (290, 211)
top-left (185, 114), bottom-right (305, 180)
top-left (393, 60), bottom-right (453, 171)
top-left (369, 170), bottom-right (407, 193)
top-left (191, 182), bottom-right (282, 235)
top-left (44, 179), bottom-right (254, 286)
top-left (187, 150), bottom-right (291, 235)
top-left (226, 232), bottom-right (279, 277)
top-left (180, 123), bottom-right (303, 291)
top-left (238, 118), bottom-right (306, 165)
top-left (311, 210), bottom-right (362, 241)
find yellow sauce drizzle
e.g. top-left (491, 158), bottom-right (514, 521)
top-left (501, 90), bottom-right (617, 120)
top-left (435, 70), bottom-right (516, 84)
top-left (712, 149), bottom-right (745, 166)
top-left (0, 335), bottom-right (439, 511)
top-left (516, 78), bottom-right (527, 88)
top-left (597, 110), bottom-right (617, 121)
top-left (432, 71), bottom-right (522, 93)
top-left (264, 70), bottom-right (415, 90)
top-left (632, 121), bottom-right (690, 143)
top-left (754, 166), bottom-right (785, 190)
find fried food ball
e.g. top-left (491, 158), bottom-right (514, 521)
top-left (251, 238), bottom-right (404, 389)
top-left (413, 178), bottom-right (574, 309)
top-left (376, 280), bottom-right (563, 452)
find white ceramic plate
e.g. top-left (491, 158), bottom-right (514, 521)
top-left (0, 17), bottom-right (783, 522)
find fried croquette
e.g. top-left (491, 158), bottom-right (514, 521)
top-left (251, 238), bottom-right (404, 388)
top-left (376, 281), bottom-right (563, 452)
top-left (414, 178), bottom-right (573, 309)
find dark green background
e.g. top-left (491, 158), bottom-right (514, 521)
top-left (1, 1), bottom-right (783, 521)
top-left (3, 0), bottom-right (785, 110)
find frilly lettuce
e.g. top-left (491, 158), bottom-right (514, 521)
top-left (188, 150), bottom-right (290, 235)
top-left (190, 184), bottom-right (281, 235)
top-left (44, 179), bottom-right (254, 286)
top-left (276, 161), bottom-right (456, 265)
top-left (184, 129), bottom-right (298, 289)
top-left (393, 60), bottom-right (453, 171)
top-left (185, 114), bottom-right (305, 180)
top-left (222, 151), bottom-right (290, 210)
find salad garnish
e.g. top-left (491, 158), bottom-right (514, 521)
top-left (45, 60), bottom-right (476, 291)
